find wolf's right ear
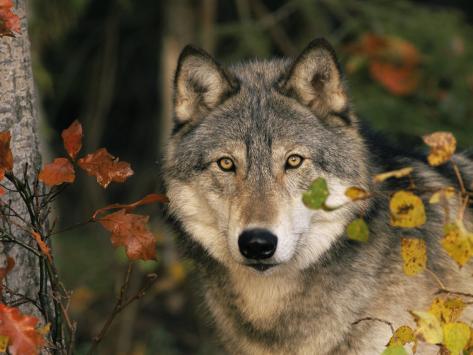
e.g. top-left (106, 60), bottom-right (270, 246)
top-left (173, 46), bottom-right (239, 126)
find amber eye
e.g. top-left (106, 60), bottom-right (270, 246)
top-left (217, 157), bottom-right (235, 172)
top-left (285, 154), bottom-right (304, 169)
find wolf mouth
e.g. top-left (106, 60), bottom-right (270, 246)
top-left (247, 263), bottom-right (277, 271)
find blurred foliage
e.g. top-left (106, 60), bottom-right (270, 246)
top-left (28, 0), bottom-right (473, 353)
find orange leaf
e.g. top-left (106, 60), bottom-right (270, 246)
top-left (61, 120), bottom-right (82, 160)
top-left (38, 158), bottom-right (75, 187)
top-left (77, 148), bottom-right (133, 188)
top-left (0, 186), bottom-right (5, 197)
top-left (423, 132), bottom-right (457, 167)
top-left (31, 231), bottom-right (52, 263)
top-left (0, 257), bottom-right (14, 297)
top-left (370, 61), bottom-right (420, 96)
top-left (97, 209), bottom-right (156, 261)
top-left (0, 304), bottom-right (46, 355)
top-left (0, 131), bottom-right (13, 173)
top-left (92, 193), bottom-right (169, 220)
top-left (0, 1), bottom-right (20, 37)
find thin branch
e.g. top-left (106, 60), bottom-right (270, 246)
top-left (435, 289), bottom-right (473, 299)
top-left (425, 268), bottom-right (446, 290)
top-left (352, 317), bottom-right (395, 334)
top-left (86, 270), bottom-right (157, 355)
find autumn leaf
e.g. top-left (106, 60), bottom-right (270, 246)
top-left (370, 62), bottom-right (420, 96)
top-left (345, 187), bottom-right (370, 201)
top-left (97, 209), bottom-right (156, 261)
top-left (388, 325), bottom-right (416, 347)
top-left (441, 221), bottom-right (473, 267)
top-left (411, 310), bottom-right (443, 344)
top-left (390, 191), bottom-right (426, 228)
top-left (346, 218), bottom-right (369, 242)
top-left (373, 167), bottom-right (414, 183)
top-left (401, 238), bottom-right (427, 276)
top-left (442, 322), bottom-right (470, 355)
top-left (423, 132), bottom-right (457, 167)
top-left (92, 193), bottom-right (169, 219)
top-left (0, 304), bottom-right (46, 355)
top-left (78, 148), bottom-right (133, 188)
top-left (429, 187), bottom-right (456, 204)
top-left (0, 257), bottom-right (14, 297)
top-left (0, 0), bottom-right (20, 37)
top-left (0, 131), bottom-right (13, 173)
top-left (429, 298), bottom-right (466, 324)
top-left (31, 231), bottom-right (52, 263)
top-left (61, 120), bottom-right (82, 159)
top-left (302, 177), bottom-right (329, 210)
top-left (38, 158), bottom-right (75, 187)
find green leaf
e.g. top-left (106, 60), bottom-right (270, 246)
top-left (346, 218), bottom-right (369, 242)
top-left (443, 322), bottom-right (470, 355)
top-left (302, 177), bottom-right (329, 210)
top-left (381, 345), bottom-right (408, 355)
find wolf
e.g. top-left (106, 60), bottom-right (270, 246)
top-left (163, 38), bottom-right (473, 354)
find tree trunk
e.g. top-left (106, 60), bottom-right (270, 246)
top-left (0, 0), bottom-right (53, 348)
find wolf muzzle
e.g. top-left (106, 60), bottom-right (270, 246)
top-left (238, 229), bottom-right (278, 260)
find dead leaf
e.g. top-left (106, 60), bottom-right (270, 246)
top-left (61, 120), bottom-right (82, 160)
top-left (0, 304), bottom-right (46, 355)
top-left (38, 158), bottom-right (75, 186)
top-left (92, 193), bottom-right (169, 220)
top-left (345, 187), bottom-right (371, 201)
top-left (374, 167), bottom-right (414, 183)
top-left (423, 132), bottom-right (457, 167)
top-left (31, 231), bottom-right (52, 263)
top-left (411, 310), bottom-right (443, 344)
top-left (0, 131), bottom-right (13, 173)
top-left (441, 221), bottom-right (473, 267)
top-left (430, 298), bottom-right (466, 324)
top-left (97, 209), bottom-right (156, 261)
top-left (390, 191), bottom-right (426, 228)
top-left (78, 148), bottom-right (133, 188)
top-left (401, 238), bottom-right (427, 276)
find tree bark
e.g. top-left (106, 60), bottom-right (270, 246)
top-left (0, 0), bottom-right (52, 344)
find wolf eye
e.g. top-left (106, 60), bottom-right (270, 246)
top-left (217, 157), bottom-right (235, 172)
top-left (285, 154), bottom-right (304, 169)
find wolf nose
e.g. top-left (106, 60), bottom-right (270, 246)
top-left (238, 229), bottom-right (277, 260)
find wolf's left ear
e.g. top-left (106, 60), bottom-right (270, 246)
top-left (173, 45), bottom-right (239, 126)
top-left (279, 38), bottom-right (355, 126)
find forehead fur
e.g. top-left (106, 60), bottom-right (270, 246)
top-left (228, 58), bottom-right (292, 90)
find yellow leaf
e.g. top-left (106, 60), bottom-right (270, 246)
top-left (429, 298), bottom-right (466, 324)
top-left (401, 238), bottom-right (427, 276)
top-left (374, 167), bottom-right (414, 183)
top-left (441, 222), bottom-right (473, 267)
top-left (423, 132), bottom-right (457, 166)
top-left (345, 187), bottom-right (370, 201)
top-left (37, 323), bottom-right (51, 336)
top-left (388, 325), bottom-right (416, 346)
top-left (381, 345), bottom-right (408, 355)
top-left (429, 187), bottom-right (456, 204)
top-left (390, 191), bottom-right (426, 228)
top-left (411, 310), bottom-right (443, 344)
top-left (442, 322), bottom-right (470, 354)
top-left (0, 335), bottom-right (8, 352)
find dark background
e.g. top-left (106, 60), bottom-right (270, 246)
top-left (28, 1), bottom-right (473, 353)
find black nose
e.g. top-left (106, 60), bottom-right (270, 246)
top-left (238, 229), bottom-right (278, 260)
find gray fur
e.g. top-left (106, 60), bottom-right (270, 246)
top-left (164, 38), bottom-right (473, 354)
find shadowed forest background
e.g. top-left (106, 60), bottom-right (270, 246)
top-left (28, 0), bottom-right (473, 353)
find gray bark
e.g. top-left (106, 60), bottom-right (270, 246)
top-left (0, 0), bottom-right (52, 342)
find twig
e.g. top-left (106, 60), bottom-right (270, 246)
top-left (86, 267), bottom-right (157, 355)
top-left (435, 289), bottom-right (473, 299)
top-left (352, 317), bottom-right (395, 334)
top-left (425, 268), bottom-right (446, 290)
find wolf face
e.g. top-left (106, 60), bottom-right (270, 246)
top-left (164, 39), bottom-right (371, 274)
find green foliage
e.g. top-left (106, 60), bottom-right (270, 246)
top-left (302, 177), bottom-right (329, 210)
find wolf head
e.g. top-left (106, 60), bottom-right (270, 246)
top-left (164, 38), bottom-right (371, 275)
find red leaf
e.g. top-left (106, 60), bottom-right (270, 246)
top-left (370, 61), bottom-right (420, 96)
top-left (77, 148), bottom-right (133, 188)
top-left (31, 232), bottom-right (52, 263)
top-left (0, 187), bottom-right (5, 197)
top-left (0, 304), bottom-right (46, 355)
top-left (97, 209), bottom-right (156, 261)
top-left (92, 193), bottom-right (169, 220)
top-left (0, 0), bottom-right (20, 37)
top-left (61, 120), bottom-right (82, 160)
top-left (38, 158), bottom-right (75, 186)
top-left (0, 131), bottom-right (13, 173)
